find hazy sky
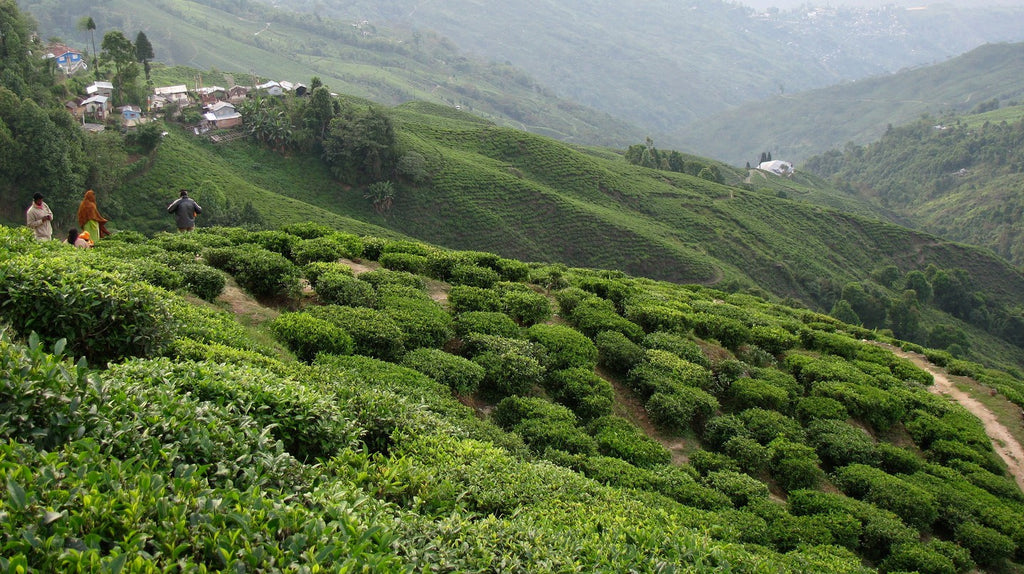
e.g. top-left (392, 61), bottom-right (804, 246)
top-left (739, 0), bottom-right (1024, 9)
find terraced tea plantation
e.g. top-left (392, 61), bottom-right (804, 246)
top-left (1, 223), bottom-right (1023, 572)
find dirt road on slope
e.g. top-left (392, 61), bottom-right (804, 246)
top-left (884, 345), bottom-right (1024, 492)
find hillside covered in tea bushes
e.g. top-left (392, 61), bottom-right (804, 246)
top-left (2, 223), bottom-right (1024, 572)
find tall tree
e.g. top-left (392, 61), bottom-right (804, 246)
top-left (100, 30), bottom-right (139, 106)
top-left (77, 16), bottom-right (99, 79)
top-left (134, 31), bottom-right (154, 83)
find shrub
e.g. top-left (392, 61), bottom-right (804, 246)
top-left (179, 262), bottom-right (226, 301)
top-left (748, 325), bottom-right (799, 355)
top-left (807, 419), bottom-right (878, 469)
top-left (954, 521), bottom-right (1016, 567)
top-left (689, 450), bottom-right (741, 475)
top-left (401, 348), bottom-right (485, 395)
top-left (526, 323), bottom-right (598, 370)
top-left (624, 303), bottom-right (690, 333)
top-left (280, 221), bottom-right (333, 239)
top-left (629, 349), bottom-right (714, 397)
top-left (0, 255), bottom-right (174, 364)
top-left (502, 289), bottom-right (551, 326)
top-left (203, 244), bottom-right (300, 299)
top-left (795, 396), bottom-right (848, 424)
top-left (588, 415), bottom-right (671, 467)
top-left (879, 544), bottom-right (956, 574)
top-left (267, 312), bottom-right (354, 362)
top-left (492, 396), bottom-right (595, 455)
top-left (768, 438), bottom-right (824, 491)
top-left (642, 331), bottom-right (710, 368)
top-left (723, 435), bottom-right (770, 474)
top-left (702, 415), bottom-right (749, 451)
top-left (248, 229), bottom-right (301, 259)
top-left (738, 408), bottom-right (803, 446)
top-left (703, 470), bottom-right (769, 507)
top-left (378, 251), bottom-right (429, 275)
top-left (569, 298), bottom-right (644, 341)
top-left (124, 259), bottom-right (184, 291)
top-left (768, 514), bottom-right (837, 551)
top-left (646, 387), bottom-right (719, 432)
top-left (455, 311), bottom-right (521, 339)
top-left (450, 264), bottom-right (500, 288)
top-left (358, 268), bottom-right (425, 290)
top-left (306, 305), bottom-right (405, 361)
top-left (554, 287), bottom-right (591, 315)
top-left (448, 285), bottom-right (502, 314)
top-left (595, 330), bottom-right (646, 374)
top-left (473, 350), bottom-right (545, 398)
top-left (545, 367), bottom-right (614, 421)
top-left (729, 377), bottom-right (790, 412)
top-left (380, 293), bottom-right (454, 349)
top-left (315, 271), bottom-right (377, 307)
top-left (303, 261), bottom-right (353, 287)
top-left (689, 313), bottom-right (750, 350)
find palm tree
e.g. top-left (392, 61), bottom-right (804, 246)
top-left (77, 16), bottom-right (98, 79)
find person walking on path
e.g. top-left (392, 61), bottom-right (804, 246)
top-left (26, 192), bottom-right (53, 240)
top-left (167, 189), bottom-right (202, 232)
top-left (77, 189), bottom-right (110, 241)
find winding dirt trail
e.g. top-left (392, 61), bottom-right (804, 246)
top-left (883, 345), bottom-right (1024, 492)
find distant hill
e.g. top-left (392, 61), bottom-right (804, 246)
top-left (678, 42), bottom-right (1024, 166)
top-left (20, 0), bottom-right (644, 148)
top-left (803, 106), bottom-right (1024, 269)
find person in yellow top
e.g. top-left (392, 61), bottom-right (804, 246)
top-left (77, 189), bottom-right (110, 241)
top-left (26, 192), bottom-right (53, 240)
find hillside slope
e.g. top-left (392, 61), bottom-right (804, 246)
top-left (679, 42), bottom-right (1024, 165)
top-left (3, 223), bottom-right (1024, 571)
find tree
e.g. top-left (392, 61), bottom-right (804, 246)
top-left (364, 180), bottom-right (395, 214)
top-left (134, 31), bottom-right (154, 84)
top-left (100, 30), bottom-right (139, 106)
top-left (887, 290), bottom-right (924, 342)
top-left (77, 16), bottom-right (98, 79)
top-left (303, 86), bottom-right (334, 140)
top-left (322, 106), bottom-right (397, 183)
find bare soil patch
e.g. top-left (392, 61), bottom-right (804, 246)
top-left (882, 344), bottom-right (1024, 492)
top-left (216, 278), bottom-right (280, 325)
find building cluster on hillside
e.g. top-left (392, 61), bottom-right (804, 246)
top-left (47, 44), bottom-right (305, 133)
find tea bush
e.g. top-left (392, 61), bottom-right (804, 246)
top-left (954, 521), bottom-right (1016, 567)
top-left (203, 244), bottom-right (300, 299)
top-left (401, 347), bottom-right (485, 395)
top-left (179, 262), bottom-right (226, 301)
top-left (267, 312), bottom-right (354, 362)
top-left (379, 251), bottom-right (429, 274)
top-left (450, 264), bottom-right (500, 288)
top-left (690, 312), bottom-right (750, 350)
top-left (448, 285), bottom-right (502, 313)
top-left (795, 396), bottom-right (849, 424)
top-left (492, 396), bottom-right (596, 455)
top-left (588, 415), bottom-right (671, 467)
top-left (379, 292), bottom-right (454, 349)
top-left (806, 419), bottom-right (878, 468)
top-left (249, 229), bottom-right (301, 259)
top-left (749, 325), bottom-right (799, 355)
top-left (303, 260), bottom-right (353, 287)
top-left (624, 303), bottom-right (690, 334)
top-left (473, 350), bottom-right (546, 398)
top-left (315, 270), bottom-right (378, 307)
top-left (544, 367), bottom-right (614, 421)
top-left (358, 268), bottom-right (426, 290)
top-left (292, 235), bottom-right (349, 265)
top-left (569, 297), bottom-right (644, 340)
top-left (739, 408), bottom-right (804, 445)
top-left (454, 311), bottom-right (521, 338)
top-left (526, 323), bottom-right (598, 370)
top-left (768, 438), bottom-right (824, 491)
top-left (0, 255), bottom-right (174, 364)
top-left (306, 305), bottom-right (405, 361)
top-left (642, 331), bottom-right (711, 368)
top-left (646, 387), bottom-right (719, 432)
top-left (501, 288), bottom-right (552, 326)
top-left (730, 377), bottom-right (790, 412)
top-left (595, 330), bottom-right (646, 374)
top-left (703, 470), bottom-right (769, 507)
top-left (703, 415), bottom-right (750, 451)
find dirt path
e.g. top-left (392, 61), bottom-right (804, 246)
top-left (884, 345), bottom-right (1024, 492)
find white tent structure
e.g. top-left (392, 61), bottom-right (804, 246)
top-left (757, 160), bottom-right (794, 176)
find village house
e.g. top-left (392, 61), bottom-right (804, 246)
top-left (80, 94), bottom-right (110, 120)
top-left (152, 85), bottom-right (191, 107)
top-left (119, 105), bottom-right (144, 127)
top-left (46, 44), bottom-right (88, 75)
top-left (196, 86), bottom-right (227, 105)
top-left (227, 85), bottom-right (249, 102)
top-left (86, 81), bottom-right (114, 99)
top-left (202, 101), bottom-right (242, 129)
top-left (255, 81), bottom-right (284, 96)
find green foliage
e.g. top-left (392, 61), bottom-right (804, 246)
top-left (303, 260), bottom-right (353, 287)
top-left (595, 330), bottom-right (646, 374)
top-left (267, 312), bottom-right (354, 362)
top-left (501, 288), bottom-right (552, 326)
top-left (588, 415), bottom-right (671, 467)
top-left (179, 262), bottom-right (226, 301)
top-left (449, 264), bottom-right (501, 288)
top-left (401, 347), bottom-right (485, 395)
top-left (954, 521), bottom-right (1016, 567)
top-left (526, 323), bottom-right (598, 370)
top-left (378, 251), bottom-right (429, 275)
top-left (646, 387), bottom-right (719, 432)
top-left (454, 310), bottom-right (521, 338)
top-left (545, 368), bottom-right (614, 422)
top-left (568, 297), bottom-right (644, 341)
top-left (202, 244), bottom-right (301, 299)
top-left (306, 305), bottom-right (405, 361)
top-left (730, 377), bottom-right (790, 412)
top-left (448, 285), bottom-right (503, 314)
top-left (379, 290), bottom-right (454, 349)
top-left (315, 270), bottom-right (378, 307)
top-left (703, 470), bottom-right (769, 507)
top-left (0, 254), bottom-right (173, 364)
top-left (492, 396), bottom-right (595, 455)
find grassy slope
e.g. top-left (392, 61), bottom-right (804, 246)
top-left (679, 42), bottom-right (1024, 166)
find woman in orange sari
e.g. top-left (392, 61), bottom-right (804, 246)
top-left (77, 190), bottom-right (110, 240)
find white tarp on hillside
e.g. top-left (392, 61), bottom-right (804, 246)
top-left (758, 160), bottom-right (793, 176)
